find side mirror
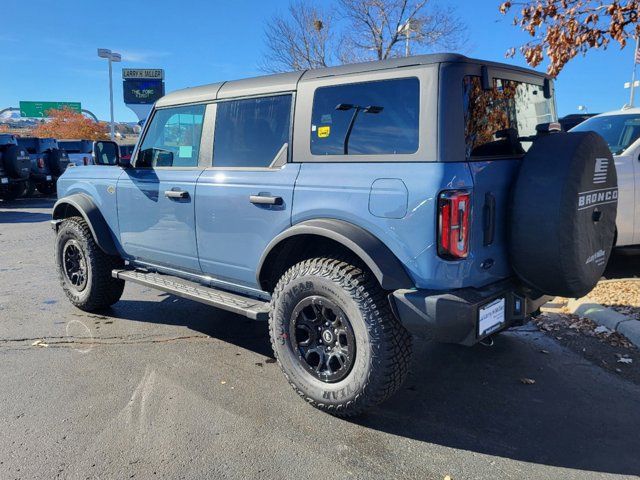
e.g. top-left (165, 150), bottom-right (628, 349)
top-left (93, 140), bottom-right (124, 167)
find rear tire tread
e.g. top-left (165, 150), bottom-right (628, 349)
top-left (269, 256), bottom-right (412, 417)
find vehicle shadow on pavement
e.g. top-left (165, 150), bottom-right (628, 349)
top-left (107, 295), bottom-right (640, 476)
top-left (110, 296), bottom-right (274, 357)
top-left (355, 332), bottom-right (640, 477)
top-left (0, 210), bottom-right (52, 223)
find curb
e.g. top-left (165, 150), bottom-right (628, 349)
top-left (566, 297), bottom-right (640, 348)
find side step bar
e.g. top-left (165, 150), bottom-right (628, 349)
top-left (112, 269), bottom-right (270, 321)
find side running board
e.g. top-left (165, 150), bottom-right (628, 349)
top-left (112, 269), bottom-right (270, 321)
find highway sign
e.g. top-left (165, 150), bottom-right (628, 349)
top-left (122, 68), bottom-right (164, 80)
top-left (19, 101), bottom-right (82, 118)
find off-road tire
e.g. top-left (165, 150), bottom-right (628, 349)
top-left (0, 182), bottom-right (26, 201)
top-left (269, 257), bottom-right (412, 417)
top-left (55, 216), bottom-right (124, 311)
top-left (36, 182), bottom-right (56, 196)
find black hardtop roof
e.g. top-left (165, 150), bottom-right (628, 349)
top-left (156, 53), bottom-right (548, 107)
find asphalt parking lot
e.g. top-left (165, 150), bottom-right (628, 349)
top-left (1, 197), bottom-right (640, 480)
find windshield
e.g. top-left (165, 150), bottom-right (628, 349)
top-left (571, 114), bottom-right (640, 155)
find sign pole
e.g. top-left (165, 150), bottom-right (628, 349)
top-left (108, 56), bottom-right (115, 140)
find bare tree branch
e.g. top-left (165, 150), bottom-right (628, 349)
top-left (260, 1), bottom-right (337, 72)
top-left (261, 0), bottom-right (467, 72)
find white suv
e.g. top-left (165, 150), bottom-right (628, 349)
top-left (572, 108), bottom-right (640, 247)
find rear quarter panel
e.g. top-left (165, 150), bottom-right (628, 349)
top-left (292, 162), bottom-right (488, 290)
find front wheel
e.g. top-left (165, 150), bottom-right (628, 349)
top-left (55, 217), bottom-right (125, 311)
top-left (269, 257), bottom-right (412, 417)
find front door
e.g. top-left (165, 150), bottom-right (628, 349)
top-left (196, 94), bottom-right (299, 288)
top-left (117, 104), bottom-right (206, 272)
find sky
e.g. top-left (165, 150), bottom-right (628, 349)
top-left (1, 0), bottom-right (638, 122)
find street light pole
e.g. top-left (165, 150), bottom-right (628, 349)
top-left (108, 56), bottom-right (114, 140)
top-left (629, 36), bottom-right (639, 108)
top-left (98, 48), bottom-right (121, 141)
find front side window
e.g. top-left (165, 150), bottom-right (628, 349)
top-left (138, 104), bottom-right (205, 168)
top-left (311, 77), bottom-right (420, 156)
top-left (464, 76), bottom-right (556, 158)
top-left (572, 114), bottom-right (640, 155)
top-left (213, 95), bottom-right (292, 168)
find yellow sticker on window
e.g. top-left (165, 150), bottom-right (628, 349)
top-left (318, 126), bottom-right (330, 138)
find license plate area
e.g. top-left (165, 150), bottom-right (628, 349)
top-left (46, 175), bottom-right (52, 181)
top-left (478, 297), bottom-right (506, 337)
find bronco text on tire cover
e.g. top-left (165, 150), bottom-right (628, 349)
top-left (509, 131), bottom-right (618, 298)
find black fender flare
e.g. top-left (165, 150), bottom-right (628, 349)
top-left (257, 219), bottom-right (414, 290)
top-left (52, 193), bottom-right (118, 256)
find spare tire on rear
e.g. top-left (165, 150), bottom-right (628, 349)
top-left (509, 132), bottom-right (617, 298)
top-left (1, 144), bottom-right (31, 180)
top-left (46, 148), bottom-right (69, 176)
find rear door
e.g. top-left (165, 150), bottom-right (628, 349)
top-left (117, 104), bottom-right (206, 272)
top-left (195, 94), bottom-right (299, 288)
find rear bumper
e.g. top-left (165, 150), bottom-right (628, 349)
top-left (391, 278), bottom-right (551, 346)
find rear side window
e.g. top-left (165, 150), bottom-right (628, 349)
top-left (311, 77), bottom-right (419, 156)
top-left (464, 76), bottom-right (556, 158)
top-left (213, 95), bottom-right (292, 168)
top-left (138, 104), bottom-right (205, 168)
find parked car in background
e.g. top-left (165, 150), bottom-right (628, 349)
top-left (58, 140), bottom-right (93, 167)
top-left (52, 54), bottom-right (618, 416)
top-left (119, 144), bottom-right (136, 163)
top-left (0, 134), bottom-right (31, 200)
top-left (17, 137), bottom-right (70, 196)
top-left (559, 113), bottom-right (597, 132)
top-left (572, 108), bottom-right (640, 247)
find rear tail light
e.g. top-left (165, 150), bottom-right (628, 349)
top-left (37, 157), bottom-right (45, 169)
top-left (438, 190), bottom-right (471, 260)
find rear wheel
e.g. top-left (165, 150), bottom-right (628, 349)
top-left (55, 217), bottom-right (125, 311)
top-left (269, 257), bottom-right (412, 417)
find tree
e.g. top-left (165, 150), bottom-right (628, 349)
top-left (261, 0), bottom-right (466, 72)
top-left (338, 0), bottom-right (466, 63)
top-left (262, 1), bottom-right (337, 71)
top-left (500, 0), bottom-right (640, 77)
top-left (32, 108), bottom-right (109, 141)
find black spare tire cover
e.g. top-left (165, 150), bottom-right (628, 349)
top-left (46, 148), bottom-right (69, 176)
top-left (509, 132), bottom-right (617, 298)
top-left (1, 144), bottom-right (31, 180)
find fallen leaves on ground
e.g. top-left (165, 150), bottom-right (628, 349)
top-left (533, 313), bottom-right (635, 349)
top-left (520, 378), bottom-right (536, 385)
top-left (589, 280), bottom-right (640, 320)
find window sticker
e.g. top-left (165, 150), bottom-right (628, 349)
top-left (318, 126), bottom-right (331, 138)
top-left (320, 114), bottom-right (332, 124)
top-left (179, 145), bottom-right (193, 158)
top-left (311, 125), bottom-right (317, 132)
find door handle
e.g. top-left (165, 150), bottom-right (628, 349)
top-left (249, 194), bottom-right (283, 206)
top-left (165, 189), bottom-right (189, 199)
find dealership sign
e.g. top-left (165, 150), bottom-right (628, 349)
top-left (20, 101), bottom-right (81, 118)
top-left (122, 68), bottom-right (164, 80)
top-left (123, 68), bottom-right (165, 121)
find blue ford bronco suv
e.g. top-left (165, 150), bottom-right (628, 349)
top-left (52, 54), bottom-right (618, 416)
